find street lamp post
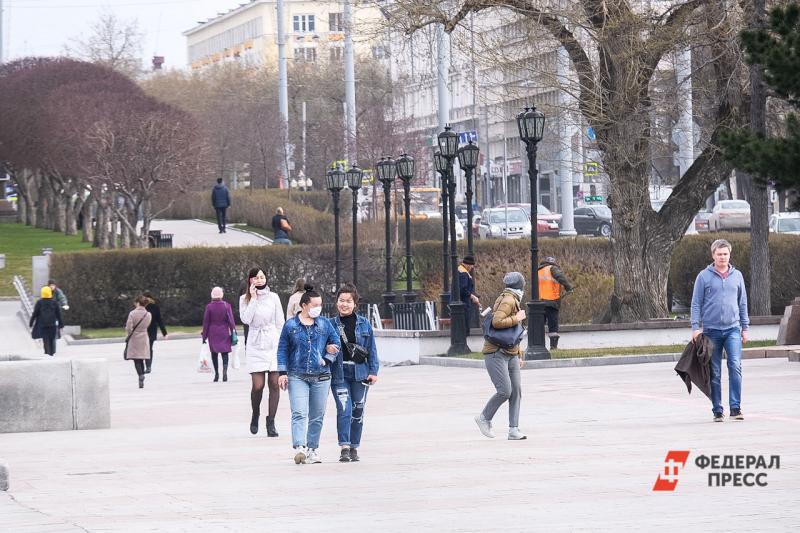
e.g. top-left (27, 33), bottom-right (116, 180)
top-left (326, 167), bottom-right (347, 290)
top-left (457, 140), bottom-right (480, 257)
top-left (433, 151), bottom-right (450, 319)
top-left (517, 106), bottom-right (550, 360)
top-left (346, 164), bottom-right (363, 287)
top-left (438, 126), bottom-right (469, 355)
top-left (376, 157), bottom-right (397, 314)
top-left (396, 153), bottom-right (416, 302)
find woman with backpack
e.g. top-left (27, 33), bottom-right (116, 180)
top-left (474, 271), bottom-right (528, 441)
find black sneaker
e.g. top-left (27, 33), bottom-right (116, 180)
top-left (730, 409), bottom-right (744, 420)
top-left (339, 448), bottom-right (351, 462)
top-left (349, 448), bottom-right (359, 462)
top-left (713, 412), bottom-right (724, 422)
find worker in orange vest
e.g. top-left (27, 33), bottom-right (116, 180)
top-left (537, 256), bottom-right (573, 349)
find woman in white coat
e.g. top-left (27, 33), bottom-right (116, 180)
top-left (240, 267), bottom-right (285, 436)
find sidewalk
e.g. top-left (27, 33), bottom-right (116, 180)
top-left (144, 219), bottom-right (270, 248)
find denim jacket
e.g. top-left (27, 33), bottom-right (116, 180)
top-left (277, 315), bottom-right (340, 376)
top-left (330, 313), bottom-right (380, 383)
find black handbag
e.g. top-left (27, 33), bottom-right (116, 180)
top-left (337, 323), bottom-right (369, 364)
top-left (482, 307), bottom-right (525, 349)
top-left (123, 314), bottom-right (147, 360)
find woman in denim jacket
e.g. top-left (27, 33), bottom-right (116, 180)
top-left (329, 284), bottom-right (380, 462)
top-left (277, 285), bottom-right (340, 465)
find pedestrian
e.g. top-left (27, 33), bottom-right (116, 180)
top-left (330, 283), bottom-right (380, 463)
top-left (475, 272), bottom-right (528, 441)
top-left (271, 206), bottom-right (292, 245)
top-left (125, 295), bottom-right (153, 389)
top-left (277, 285), bottom-right (340, 465)
top-left (458, 255), bottom-right (480, 334)
top-left (202, 287), bottom-right (237, 383)
top-left (211, 177), bottom-right (231, 233)
top-left (240, 267), bottom-right (285, 436)
top-left (285, 277), bottom-right (306, 319)
top-left (691, 238), bottom-right (749, 422)
top-left (47, 280), bottom-right (69, 311)
top-left (30, 286), bottom-right (64, 356)
top-left (537, 256), bottom-right (574, 349)
top-left (142, 291), bottom-right (168, 374)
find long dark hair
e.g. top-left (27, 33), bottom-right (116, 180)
top-left (293, 278), bottom-right (306, 293)
top-left (299, 284), bottom-right (321, 307)
top-left (244, 267), bottom-right (266, 303)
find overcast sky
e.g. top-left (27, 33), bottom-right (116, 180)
top-left (3, 0), bottom-right (246, 69)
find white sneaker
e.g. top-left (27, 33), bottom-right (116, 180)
top-left (508, 427), bottom-right (527, 440)
top-left (293, 446), bottom-right (308, 464)
top-left (474, 414), bottom-right (495, 438)
top-left (307, 449), bottom-right (322, 463)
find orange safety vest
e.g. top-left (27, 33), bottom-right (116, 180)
top-left (538, 265), bottom-right (561, 301)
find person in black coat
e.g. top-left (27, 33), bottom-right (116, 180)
top-left (211, 178), bottom-right (231, 233)
top-left (30, 286), bottom-right (64, 356)
top-left (142, 291), bottom-right (168, 373)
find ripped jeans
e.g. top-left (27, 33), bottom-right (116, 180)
top-left (332, 363), bottom-right (370, 448)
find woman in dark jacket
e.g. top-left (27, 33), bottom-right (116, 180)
top-left (142, 291), bottom-right (168, 374)
top-left (30, 286), bottom-right (64, 356)
top-left (202, 286), bottom-right (236, 382)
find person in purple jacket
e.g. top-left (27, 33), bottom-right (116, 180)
top-left (202, 286), bottom-right (237, 382)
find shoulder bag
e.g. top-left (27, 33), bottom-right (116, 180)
top-left (482, 299), bottom-right (525, 350)
top-left (123, 314), bottom-right (147, 360)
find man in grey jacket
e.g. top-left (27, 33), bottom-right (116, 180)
top-left (690, 238), bottom-right (749, 422)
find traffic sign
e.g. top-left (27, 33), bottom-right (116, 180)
top-left (459, 130), bottom-right (478, 144)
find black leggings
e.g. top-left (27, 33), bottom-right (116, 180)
top-left (133, 360), bottom-right (146, 376)
top-left (251, 372), bottom-right (280, 418)
top-left (42, 333), bottom-right (57, 356)
top-left (211, 352), bottom-right (229, 374)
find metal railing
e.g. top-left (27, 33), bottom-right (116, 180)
top-left (320, 302), bottom-right (383, 330)
top-left (13, 275), bottom-right (35, 325)
top-left (389, 301), bottom-right (437, 331)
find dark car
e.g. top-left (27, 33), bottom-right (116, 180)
top-left (574, 205), bottom-right (612, 236)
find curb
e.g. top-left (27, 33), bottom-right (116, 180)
top-left (420, 353), bottom-right (683, 369)
top-left (65, 332), bottom-right (202, 346)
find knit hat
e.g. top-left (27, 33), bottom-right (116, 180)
top-left (40, 286), bottom-right (53, 299)
top-left (462, 255), bottom-right (476, 266)
top-left (210, 286), bottom-right (224, 299)
top-left (544, 256), bottom-right (557, 264)
top-left (503, 272), bottom-right (525, 290)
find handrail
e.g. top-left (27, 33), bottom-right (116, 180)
top-left (12, 275), bottom-right (35, 325)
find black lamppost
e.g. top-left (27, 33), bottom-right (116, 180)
top-left (376, 157), bottom-right (396, 314)
top-left (433, 150), bottom-right (450, 319)
top-left (395, 152), bottom-right (416, 302)
top-left (517, 106), bottom-right (550, 360)
top-left (346, 164), bottom-right (363, 287)
top-left (439, 125), bottom-right (469, 355)
top-left (457, 140), bottom-right (480, 257)
top-left (326, 166), bottom-right (347, 290)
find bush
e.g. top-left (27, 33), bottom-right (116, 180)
top-left (670, 233), bottom-right (800, 314)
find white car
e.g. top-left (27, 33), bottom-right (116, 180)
top-left (769, 212), bottom-right (800, 234)
top-left (707, 200), bottom-right (751, 232)
top-left (478, 207), bottom-right (532, 239)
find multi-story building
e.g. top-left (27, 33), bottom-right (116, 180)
top-left (183, 0), bottom-right (383, 70)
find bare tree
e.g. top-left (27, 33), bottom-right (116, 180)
top-left (63, 11), bottom-right (143, 78)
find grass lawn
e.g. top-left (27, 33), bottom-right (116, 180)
top-left (459, 339), bottom-right (778, 359)
top-left (0, 223), bottom-right (93, 297)
top-left (78, 325), bottom-right (203, 339)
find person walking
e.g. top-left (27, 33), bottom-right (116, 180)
top-left (475, 272), bottom-right (528, 441)
top-left (142, 291), bottom-right (168, 374)
top-left (285, 278), bottom-right (306, 319)
top-left (125, 295), bottom-right (153, 389)
top-left (330, 284), bottom-right (380, 463)
top-left (202, 287), bottom-right (237, 383)
top-left (211, 178), bottom-right (231, 233)
top-left (537, 256), bottom-right (574, 349)
top-left (458, 255), bottom-right (480, 334)
top-left (691, 238), bottom-right (749, 422)
top-left (277, 285), bottom-right (340, 465)
top-left (48, 280), bottom-right (69, 311)
top-left (30, 286), bottom-right (64, 356)
top-left (271, 206), bottom-right (292, 245)
top-left (240, 267), bottom-right (285, 436)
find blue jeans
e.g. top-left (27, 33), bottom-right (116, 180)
top-left (705, 327), bottom-right (743, 415)
top-left (288, 374), bottom-right (330, 449)
top-left (332, 364), bottom-right (370, 448)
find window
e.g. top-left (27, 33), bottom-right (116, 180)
top-left (329, 12), bottom-right (343, 32)
top-left (330, 47), bottom-right (343, 61)
top-left (293, 14), bottom-right (315, 33)
top-left (574, 208), bottom-right (589, 215)
top-left (294, 47), bottom-right (317, 62)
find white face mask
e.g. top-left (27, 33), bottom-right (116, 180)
top-left (308, 306), bottom-right (322, 318)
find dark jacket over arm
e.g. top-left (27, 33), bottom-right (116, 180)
top-left (146, 303), bottom-right (168, 339)
top-left (674, 334), bottom-right (713, 400)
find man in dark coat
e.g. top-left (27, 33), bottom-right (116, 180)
top-left (211, 178), bottom-right (231, 233)
top-left (458, 255), bottom-right (480, 336)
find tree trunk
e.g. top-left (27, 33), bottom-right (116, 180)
top-left (36, 175), bottom-right (49, 229)
top-left (81, 198), bottom-right (93, 243)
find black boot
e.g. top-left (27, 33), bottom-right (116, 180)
top-left (138, 375), bottom-right (145, 389)
top-left (213, 373), bottom-right (219, 382)
top-left (550, 335), bottom-right (560, 350)
top-left (250, 411), bottom-right (259, 434)
top-left (266, 416), bottom-right (279, 437)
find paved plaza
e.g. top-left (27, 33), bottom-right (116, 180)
top-left (2, 323), bottom-right (799, 532)
top-left (143, 219), bottom-right (270, 248)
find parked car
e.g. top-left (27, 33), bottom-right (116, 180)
top-left (478, 207), bottom-right (532, 239)
top-left (707, 200), bottom-right (751, 231)
top-left (693, 209), bottom-right (712, 233)
top-left (573, 205), bottom-right (613, 237)
top-left (769, 212), bottom-right (800, 234)
top-left (497, 203), bottom-right (560, 236)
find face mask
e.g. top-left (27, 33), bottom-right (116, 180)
top-left (255, 283), bottom-right (267, 291)
top-left (308, 306), bottom-right (322, 318)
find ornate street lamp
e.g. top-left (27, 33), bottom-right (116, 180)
top-left (433, 150), bottom-right (450, 319)
top-left (438, 125), bottom-right (469, 355)
top-left (326, 166), bottom-right (347, 290)
top-left (516, 106), bottom-right (549, 360)
top-left (346, 164), bottom-right (363, 287)
top-left (396, 152), bottom-right (416, 302)
top-left (457, 140), bottom-right (480, 257)
top-left (376, 157), bottom-right (397, 314)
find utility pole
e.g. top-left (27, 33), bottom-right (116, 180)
top-left (277, 0), bottom-right (290, 189)
top-left (436, 24), bottom-right (450, 132)
top-left (344, 0), bottom-right (357, 165)
top-left (0, 0), bottom-right (5, 63)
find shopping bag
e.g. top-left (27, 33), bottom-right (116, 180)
top-left (198, 343), bottom-right (213, 373)
top-left (232, 342), bottom-right (243, 370)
